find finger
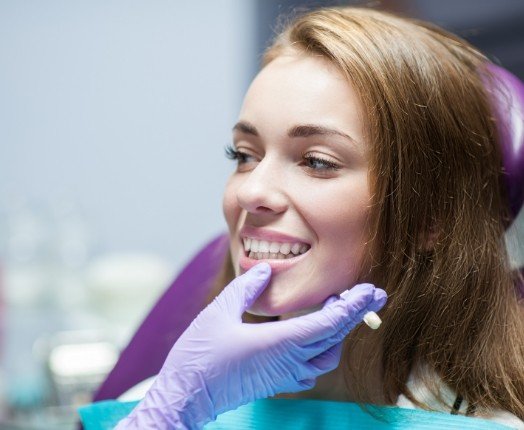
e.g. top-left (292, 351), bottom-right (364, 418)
top-left (215, 263), bottom-right (271, 318)
top-left (353, 287), bottom-right (387, 313)
top-left (302, 306), bottom-right (368, 359)
top-left (320, 287), bottom-right (387, 340)
top-left (292, 343), bottom-right (343, 381)
top-left (323, 295), bottom-right (340, 306)
top-left (301, 289), bottom-right (387, 358)
top-left (286, 378), bottom-right (317, 393)
top-left (307, 341), bottom-right (343, 375)
top-left (283, 283), bottom-right (376, 345)
top-left (361, 288), bottom-right (387, 329)
top-left (297, 378), bottom-right (316, 391)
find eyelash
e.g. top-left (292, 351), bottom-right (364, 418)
top-left (224, 144), bottom-right (341, 172)
top-left (224, 145), bottom-right (252, 164)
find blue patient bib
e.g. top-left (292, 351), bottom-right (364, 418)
top-left (78, 398), bottom-right (513, 430)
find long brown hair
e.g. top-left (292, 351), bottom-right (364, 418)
top-left (210, 6), bottom-right (524, 419)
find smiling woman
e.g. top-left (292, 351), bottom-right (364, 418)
top-left (209, 5), bottom-right (524, 427)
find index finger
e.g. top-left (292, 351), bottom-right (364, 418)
top-left (281, 284), bottom-right (385, 345)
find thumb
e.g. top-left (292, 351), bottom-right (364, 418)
top-left (219, 263), bottom-right (272, 318)
top-left (323, 295), bottom-right (340, 307)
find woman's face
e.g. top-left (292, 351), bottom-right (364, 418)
top-left (223, 53), bottom-right (371, 317)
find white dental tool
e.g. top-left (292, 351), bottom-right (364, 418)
top-left (363, 311), bottom-right (382, 330)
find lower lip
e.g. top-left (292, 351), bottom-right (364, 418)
top-left (239, 248), bottom-right (310, 274)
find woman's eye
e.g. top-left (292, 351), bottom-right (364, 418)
top-left (303, 154), bottom-right (341, 172)
top-left (225, 145), bottom-right (340, 173)
top-left (224, 144), bottom-right (257, 166)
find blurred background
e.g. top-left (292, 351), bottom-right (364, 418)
top-left (0, 0), bottom-right (522, 428)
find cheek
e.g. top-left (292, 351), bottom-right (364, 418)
top-left (304, 176), bottom-right (371, 276)
top-left (222, 177), bottom-right (241, 233)
top-left (320, 197), bottom-right (369, 241)
top-left (307, 176), bottom-right (370, 239)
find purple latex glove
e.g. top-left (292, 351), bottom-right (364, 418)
top-left (115, 262), bottom-right (387, 430)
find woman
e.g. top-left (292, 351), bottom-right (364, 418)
top-left (109, 6), bottom-right (524, 429)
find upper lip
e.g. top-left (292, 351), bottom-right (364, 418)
top-left (239, 225), bottom-right (311, 245)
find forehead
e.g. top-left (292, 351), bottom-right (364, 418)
top-left (239, 54), bottom-right (365, 141)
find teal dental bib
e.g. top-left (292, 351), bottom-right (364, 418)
top-left (78, 398), bottom-right (513, 429)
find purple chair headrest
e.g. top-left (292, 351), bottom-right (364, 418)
top-left (485, 64), bottom-right (524, 222)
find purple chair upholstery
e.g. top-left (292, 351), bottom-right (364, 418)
top-left (91, 66), bottom-right (524, 405)
top-left (487, 65), bottom-right (524, 219)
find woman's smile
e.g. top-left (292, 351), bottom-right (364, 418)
top-left (222, 53), bottom-right (371, 317)
top-left (238, 225), bottom-right (311, 272)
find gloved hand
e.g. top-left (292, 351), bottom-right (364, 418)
top-left (116, 262), bottom-right (387, 430)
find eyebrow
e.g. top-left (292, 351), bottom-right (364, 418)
top-left (232, 120), bottom-right (357, 144)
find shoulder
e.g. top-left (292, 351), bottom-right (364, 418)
top-left (396, 366), bottom-right (524, 430)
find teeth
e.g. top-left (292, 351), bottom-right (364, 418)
top-left (243, 236), bottom-right (311, 258)
top-left (247, 250), bottom-right (308, 260)
top-left (243, 237), bottom-right (310, 260)
top-left (269, 242), bottom-right (280, 253)
top-left (280, 243), bottom-right (291, 255)
top-left (258, 240), bottom-right (270, 253)
top-left (291, 243), bottom-right (301, 255)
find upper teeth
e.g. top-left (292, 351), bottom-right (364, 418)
top-left (243, 238), bottom-right (309, 255)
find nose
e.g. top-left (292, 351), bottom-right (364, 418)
top-left (236, 156), bottom-right (288, 215)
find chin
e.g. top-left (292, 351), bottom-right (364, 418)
top-left (245, 283), bottom-right (294, 316)
top-left (245, 283), bottom-right (319, 317)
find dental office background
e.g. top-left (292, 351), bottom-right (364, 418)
top-left (0, 0), bottom-right (523, 428)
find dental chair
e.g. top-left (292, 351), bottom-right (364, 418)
top-left (92, 64), bottom-right (524, 404)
